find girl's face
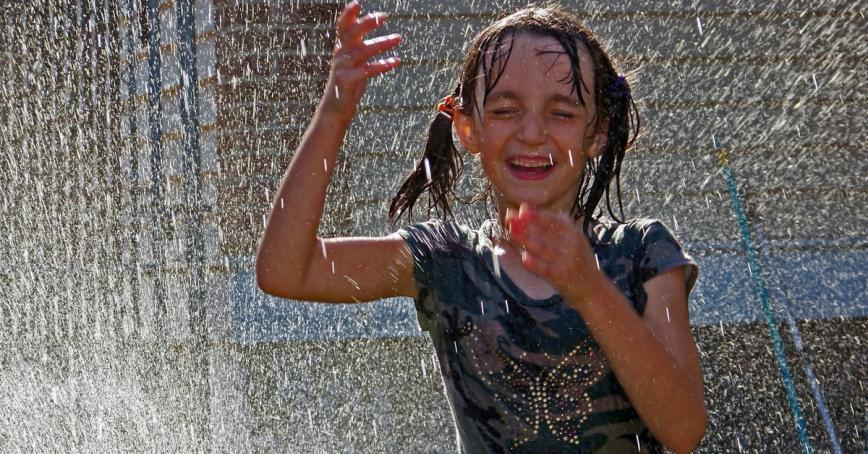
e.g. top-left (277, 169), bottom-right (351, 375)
top-left (455, 32), bottom-right (606, 219)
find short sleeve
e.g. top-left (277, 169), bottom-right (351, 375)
top-left (636, 219), bottom-right (699, 297)
top-left (396, 219), bottom-right (444, 294)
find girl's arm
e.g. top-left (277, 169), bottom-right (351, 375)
top-left (508, 206), bottom-right (707, 452)
top-left (571, 267), bottom-right (707, 453)
top-left (256, 2), bottom-right (416, 302)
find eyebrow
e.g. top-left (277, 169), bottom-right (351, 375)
top-left (486, 90), bottom-right (583, 106)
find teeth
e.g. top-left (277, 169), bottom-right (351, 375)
top-left (509, 157), bottom-right (552, 168)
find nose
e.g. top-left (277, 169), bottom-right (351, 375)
top-left (516, 111), bottom-right (547, 145)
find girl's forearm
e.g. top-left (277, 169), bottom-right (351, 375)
top-left (256, 106), bottom-right (353, 292)
top-left (565, 275), bottom-right (707, 453)
top-left (256, 2), bottom-right (401, 294)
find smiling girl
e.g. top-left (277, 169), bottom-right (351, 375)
top-left (256, 3), bottom-right (708, 452)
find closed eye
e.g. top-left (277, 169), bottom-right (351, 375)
top-left (491, 108), bottom-right (517, 116)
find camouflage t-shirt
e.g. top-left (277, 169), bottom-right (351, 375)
top-left (398, 217), bottom-right (699, 453)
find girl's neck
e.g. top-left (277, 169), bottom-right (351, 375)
top-left (489, 206), bottom-right (598, 247)
top-left (491, 190), bottom-right (580, 231)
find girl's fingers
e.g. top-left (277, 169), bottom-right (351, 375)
top-left (520, 249), bottom-right (555, 279)
top-left (339, 11), bottom-right (388, 48)
top-left (364, 56), bottom-right (402, 77)
top-left (510, 209), bottom-right (550, 246)
top-left (515, 213), bottom-right (580, 258)
top-left (333, 8), bottom-right (398, 69)
top-left (522, 208), bottom-right (577, 242)
top-left (348, 33), bottom-right (401, 65)
top-left (336, 56), bottom-right (401, 85)
top-left (521, 226), bottom-right (561, 264)
top-left (333, 32), bottom-right (400, 73)
top-left (336, 1), bottom-right (363, 40)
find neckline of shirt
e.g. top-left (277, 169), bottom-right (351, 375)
top-left (475, 219), bottom-right (559, 307)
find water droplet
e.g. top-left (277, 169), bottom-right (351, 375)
top-left (491, 245), bottom-right (503, 277)
top-left (424, 157), bottom-right (432, 182)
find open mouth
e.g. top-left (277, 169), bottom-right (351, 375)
top-left (507, 156), bottom-right (555, 180)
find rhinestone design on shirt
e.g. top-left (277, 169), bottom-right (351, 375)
top-left (463, 317), bottom-right (609, 449)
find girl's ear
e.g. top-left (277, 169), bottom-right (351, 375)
top-left (452, 110), bottom-right (480, 155)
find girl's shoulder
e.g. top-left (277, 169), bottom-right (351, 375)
top-left (594, 215), bottom-right (653, 238)
top-left (593, 216), bottom-right (685, 253)
top-left (396, 217), bottom-right (475, 256)
top-left (597, 216), bottom-right (698, 289)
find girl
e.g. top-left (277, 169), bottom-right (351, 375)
top-left (256, 2), bottom-right (708, 452)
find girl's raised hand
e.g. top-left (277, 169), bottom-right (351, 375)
top-left (506, 202), bottom-right (603, 302)
top-left (319, 1), bottom-right (402, 122)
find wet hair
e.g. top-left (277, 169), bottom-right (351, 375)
top-left (388, 3), bottom-right (640, 241)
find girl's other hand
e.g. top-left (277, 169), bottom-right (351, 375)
top-left (505, 203), bottom-right (535, 244)
top-left (319, 1), bottom-right (402, 122)
top-left (507, 202), bottom-right (602, 301)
